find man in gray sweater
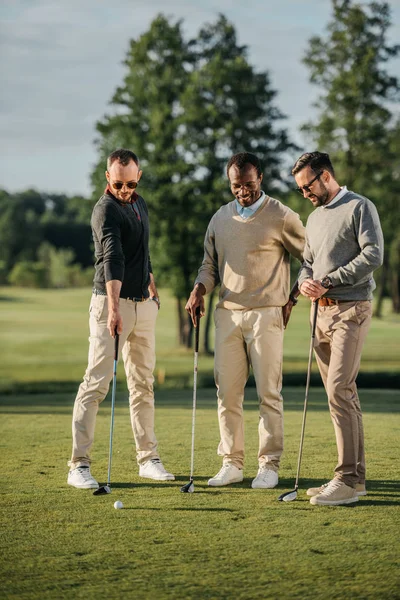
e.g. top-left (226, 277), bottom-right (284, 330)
top-left (293, 151), bottom-right (384, 506)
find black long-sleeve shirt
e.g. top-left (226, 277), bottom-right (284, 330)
top-left (91, 192), bottom-right (153, 299)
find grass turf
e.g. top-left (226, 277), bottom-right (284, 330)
top-left (0, 287), bottom-right (399, 392)
top-left (1, 388), bottom-right (399, 599)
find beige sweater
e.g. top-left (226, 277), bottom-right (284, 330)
top-left (195, 195), bottom-right (305, 310)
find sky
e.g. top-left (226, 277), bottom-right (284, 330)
top-left (1, 0), bottom-right (399, 196)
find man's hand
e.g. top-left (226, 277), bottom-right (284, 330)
top-left (299, 278), bottom-right (327, 301)
top-left (185, 283), bottom-right (206, 326)
top-left (148, 273), bottom-right (160, 309)
top-left (107, 308), bottom-right (123, 338)
top-left (282, 299), bottom-right (296, 329)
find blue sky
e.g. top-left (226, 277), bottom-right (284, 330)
top-left (1, 0), bottom-right (399, 196)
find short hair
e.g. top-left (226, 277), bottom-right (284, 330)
top-left (226, 152), bottom-right (262, 178)
top-left (107, 148), bottom-right (139, 171)
top-left (291, 152), bottom-right (335, 178)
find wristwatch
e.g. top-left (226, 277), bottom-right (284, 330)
top-left (289, 294), bottom-right (298, 305)
top-left (151, 296), bottom-right (160, 307)
top-left (320, 276), bottom-right (333, 289)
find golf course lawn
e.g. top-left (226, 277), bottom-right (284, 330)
top-left (1, 388), bottom-right (399, 599)
top-left (1, 287), bottom-right (400, 392)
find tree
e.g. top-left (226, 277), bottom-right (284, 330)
top-left (92, 14), bottom-right (294, 346)
top-left (0, 190), bottom-right (45, 273)
top-left (301, 0), bottom-right (400, 313)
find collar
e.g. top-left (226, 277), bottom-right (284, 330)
top-left (235, 191), bottom-right (266, 218)
top-left (324, 186), bottom-right (348, 208)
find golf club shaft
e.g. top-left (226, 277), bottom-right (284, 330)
top-left (294, 299), bottom-right (318, 489)
top-left (107, 333), bottom-right (119, 486)
top-left (189, 308), bottom-right (200, 480)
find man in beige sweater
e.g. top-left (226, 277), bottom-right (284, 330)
top-left (186, 152), bottom-right (305, 488)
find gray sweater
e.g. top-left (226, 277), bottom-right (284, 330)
top-left (298, 191), bottom-right (384, 301)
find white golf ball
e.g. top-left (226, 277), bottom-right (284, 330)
top-left (114, 500), bottom-right (123, 510)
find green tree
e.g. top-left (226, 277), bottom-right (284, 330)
top-left (301, 0), bottom-right (400, 313)
top-left (92, 14), bottom-right (294, 346)
top-left (180, 15), bottom-right (295, 349)
top-left (0, 190), bottom-right (45, 273)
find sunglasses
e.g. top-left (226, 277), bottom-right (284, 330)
top-left (110, 180), bottom-right (138, 190)
top-left (296, 172), bottom-right (322, 195)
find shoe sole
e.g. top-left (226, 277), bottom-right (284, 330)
top-left (307, 489), bottom-right (367, 497)
top-left (68, 481), bottom-right (99, 489)
top-left (251, 482), bottom-right (278, 489)
top-left (310, 496), bottom-right (359, 506)
top-left (139, 474), bottom-right (175, 481)
top-left (208, 477), bottom-right (244, 487)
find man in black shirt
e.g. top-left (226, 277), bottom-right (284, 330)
top-left (68, 148), bottom-right (174, 489)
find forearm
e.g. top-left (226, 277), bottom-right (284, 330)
top-left (195, 222), bottom-right (219, 294)
top-left (148, 272), bottom-right (159, 299)
top-left (106, 280), bottom-right (122, 310)
top-left (329, 245), bottom-right (384, 286)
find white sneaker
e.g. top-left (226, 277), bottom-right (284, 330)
top-left (139, 459), bottom-right (175, 481)
top-left (68, 466), bottom-right (99, 489)
top-left (208, 464), bottom-right (243, 487)
top-left (251, 467), bottom-right (279, 489)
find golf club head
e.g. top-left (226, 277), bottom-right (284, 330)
top-left (93, 485), bottom-right (111, 496)
top-left (180, 481), bottom-right (194, 493)
top-left (278, 489), bottom-right (297, 502)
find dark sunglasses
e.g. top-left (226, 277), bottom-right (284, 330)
top-left (111, 180), bottom-right (138, 190)
top-left (296, 172), bottom-right (322, 195)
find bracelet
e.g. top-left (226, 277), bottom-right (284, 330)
top-left (289, 294), bottom-right (298, 305)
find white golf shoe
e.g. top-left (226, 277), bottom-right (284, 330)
top-left (251, 466), bottom-right (279, 489)
top-left (68, 466), bottom-right (99, 489)
top-left (139, 459), bottom-right (175, 481)
top-left (208, 464), bottom-right (243, 487)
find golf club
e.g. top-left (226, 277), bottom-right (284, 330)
top-left (278, 299), bottom-right (319, 502)
top-left (181, 306), bottom-right (201, 493)
top-left (94, 331), bottom-right (120, 496)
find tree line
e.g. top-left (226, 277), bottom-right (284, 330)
top-left (1, 1), bottom-right (399, 348)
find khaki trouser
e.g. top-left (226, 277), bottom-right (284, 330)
top-left (313, 300), bottom-right (372, 487)
top-left (70, 294), bottom-right (159, 468)
top-left (214, 307), bottom-right (284, 471)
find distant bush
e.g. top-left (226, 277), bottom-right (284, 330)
top-left (8, 243), bottom-right (94, 289)
top-left (8, 261), bottom-right (48, 288)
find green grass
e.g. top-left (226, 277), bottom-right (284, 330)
top-left (0, 287), bottom-right (399, 392)
top-left (1, 388), bottom-right (399, 599)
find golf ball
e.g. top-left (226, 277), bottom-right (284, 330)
top-left (114, 500), bottom-right (123, 510)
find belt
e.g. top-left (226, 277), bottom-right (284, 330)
top-left (319, 297), bottom-right (357, 307)
top-left (92, 289), bottom-right (148, 302)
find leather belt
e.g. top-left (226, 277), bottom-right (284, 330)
top-left (92, 289), bottom-right (148, 302)
top-left (319, 297), bottom-right (356, 307)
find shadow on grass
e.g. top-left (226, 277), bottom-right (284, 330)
top-left (1, 387), bottom-right (399, 414)
top-left (0, 294), bottom-right (25, 303)
top-left (1, 371), bottom-right (399, 396)
top-left (121, 507), bottom-right (235, 512)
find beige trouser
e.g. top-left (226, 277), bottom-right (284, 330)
top-left (70, 294), bottom-right (159, 468)
top-left (313, 300), bottom-right (372, 487)
top-left (214, 307), bottom-right (284, 471)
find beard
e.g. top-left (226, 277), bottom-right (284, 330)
top-left (309, 184), bottom-right (330, 207)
